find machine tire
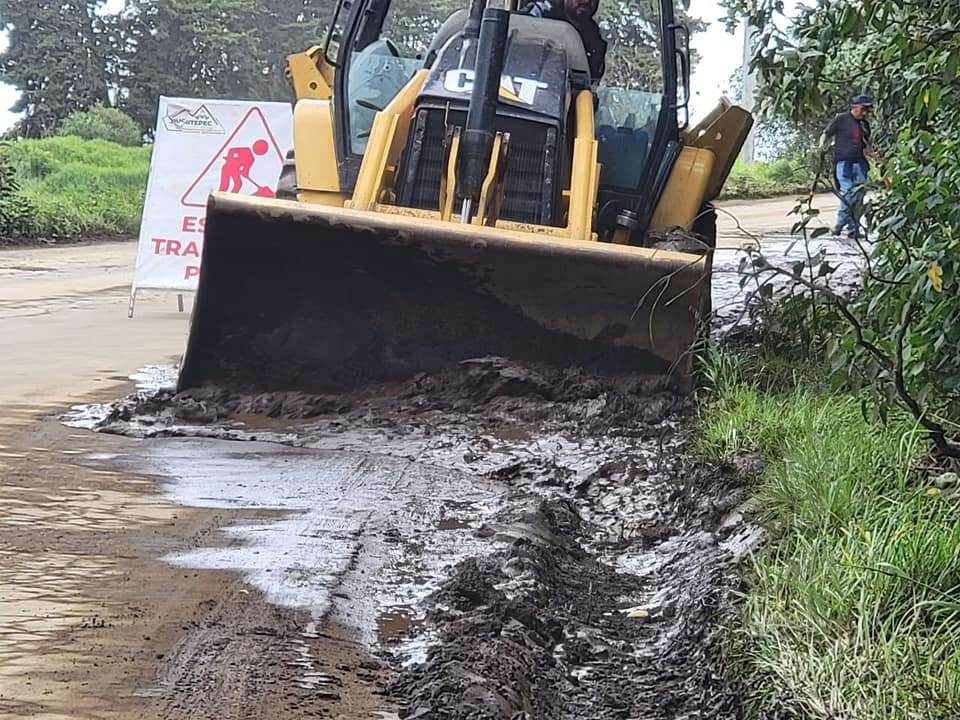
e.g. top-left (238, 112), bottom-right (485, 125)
top-left (691, 203), bottom-right (716, 326)
top-left (277, 149), bottom-right (298, 200)
top-left (691, 202), bottom-right (717, 250)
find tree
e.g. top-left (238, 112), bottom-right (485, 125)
top-left (0, 1), bottom-right (114, 137)
top-left (247, 0), bottom-right (336, 101)
top-left (120, 0), bottom-right (266, 131)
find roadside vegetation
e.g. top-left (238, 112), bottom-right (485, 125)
top-left (0, 135), bottom-right (149, 242)
top-left (703, 0), bottom-right (960, 708)
top-left (718, 158), bottom-right (814, 200)
top-left (699, 347), bottom-right (960, 718)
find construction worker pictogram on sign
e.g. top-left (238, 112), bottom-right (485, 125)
top-left (218, 139), bottom-right (274, 197)
top-left (181, 107), bottom-right (285, 208)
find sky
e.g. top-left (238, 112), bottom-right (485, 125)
top-left (688, 0), bottom-right (745, 120)
top-left (0, 0), bottom-right (745, 133)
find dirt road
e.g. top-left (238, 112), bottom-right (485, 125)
top-left (717, 193), bottom-right (839, 247)
top-left (0, 245), bottom-right (391, 719)
top-left (0, 195), bottom-right (796, 719)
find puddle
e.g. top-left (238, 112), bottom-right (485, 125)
top-left (83, 452), bottom-right (120, 461)
top-left (129, 365), bottom-right (179, 391)
top-left (376, 606), bottom-right (421, 644)
top-left (63, 364), bottom-right (179, 430)
top-left (113, 436), bottom-right (507, 662)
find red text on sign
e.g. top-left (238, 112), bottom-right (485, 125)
top-left (181, 216), bottom-right (206, 233)
top-left (152, 238), bottom-right (201, 257)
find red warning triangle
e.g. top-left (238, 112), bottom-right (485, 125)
top-left (180, 107), bottom-right (285, 208)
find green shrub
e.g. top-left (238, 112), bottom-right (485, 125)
top-left (766, 158), bottom-right (799, 183)
top-left (719, 158), bottom-right (814, 200)
top-left (0, 145), bottom-right (35, 238)
top-left (0, 136), bottom-right (150, 240)
top-left (56, 106), bottom-right (143, 147)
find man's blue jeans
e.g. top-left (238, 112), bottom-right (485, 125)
top-left (835, 160), bottom-right (868, 234)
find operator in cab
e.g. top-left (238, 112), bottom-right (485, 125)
top-left (519, 0), bottom-right (607, 81)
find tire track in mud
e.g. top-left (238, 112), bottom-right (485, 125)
top-left (68, 357), bottom-right (761, 718)
top-left (146, 572), bottom-right (393, 719)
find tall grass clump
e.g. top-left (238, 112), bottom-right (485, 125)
top-left (700, 349), bottom-right (960, 719)
top-left (0, 136), bottom-right (150, 239)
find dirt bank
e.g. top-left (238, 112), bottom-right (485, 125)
top-left (0, 231), bottom-right (135, 248)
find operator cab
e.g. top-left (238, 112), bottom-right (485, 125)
top-left (324, 0), bottom-right (690, 239)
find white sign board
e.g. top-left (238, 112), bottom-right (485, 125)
top-left (129, 96), bottom-right (293, 316)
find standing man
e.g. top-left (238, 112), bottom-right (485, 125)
top-left (519, 0), bottom-right (607, 81)
top-left (819, 94), bottom-right (882, 239)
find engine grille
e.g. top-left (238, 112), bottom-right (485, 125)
top-left (396, 108), bottom-right (560, 226)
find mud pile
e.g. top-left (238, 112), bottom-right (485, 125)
top-left (391, 499), bottom-right (741, 720)
top-left (69, 357), bottom-right (759, 718)
top-left (90, 357), bottom-right (681, 425)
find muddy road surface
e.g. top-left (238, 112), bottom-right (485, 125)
top-left (0, 244), bottom-right (390, 719)
top-left (71, 360), bottom-right (758, 719)
top-left (0, 198), bottom-right (832, 719)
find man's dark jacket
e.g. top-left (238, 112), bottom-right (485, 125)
top-left (519, 0), bottom-right (607, 81)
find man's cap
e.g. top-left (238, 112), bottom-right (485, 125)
top-left (851, 94), bottom-right (873, 107)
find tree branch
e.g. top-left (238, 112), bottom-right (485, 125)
top-left (892, 301), bottom-right (960, 458)
top-left (748, 258), bottom-right (960, 459)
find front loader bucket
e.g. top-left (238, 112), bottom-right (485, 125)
top-left (177, 193), bottom-right (710, 395)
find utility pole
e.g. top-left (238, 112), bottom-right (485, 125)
top-left (741, 16), bottom-right (756, 164)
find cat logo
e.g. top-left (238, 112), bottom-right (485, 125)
top-left (443, 69), bottom-right (548, 105)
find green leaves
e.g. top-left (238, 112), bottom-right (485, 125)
top-left (56, 106), bottom-right (141, 146)
top-left (722, 0), bottom-right (960, 450)
top-left (944, 47), bottom-right (960, 81)
top-left (0, 147), bottom-right (34, 238)
top-left (915, 84), bottom-right (943, 117)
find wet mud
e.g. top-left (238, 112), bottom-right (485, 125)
top-left (390, 497), bottom-right (745, 719)
top-left (0, 418), bottom-right (394, 720)
top-left (711, 236), bottom-right (863, 336)
top-left (67, 357), bottom-right (761, 718)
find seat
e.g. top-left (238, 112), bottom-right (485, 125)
top-left (423, 10), bottom-right (590, 81)
top-left (597, 126), bottom-right (650, 189)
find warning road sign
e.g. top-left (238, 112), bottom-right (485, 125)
top-left (180, 106), bottom-right (286, 208)
top-left (130, 97), bottom-right (292, 314)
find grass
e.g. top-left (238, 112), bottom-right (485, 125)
top-left (719, 157), bottom-right (814, 200)
top-left (0, 136), bottom-right (151, 239)
top-left (700, 348), bottom-right (960, 719)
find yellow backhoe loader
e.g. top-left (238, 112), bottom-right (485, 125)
top-left (177, 0), bottom-right (753, 395)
